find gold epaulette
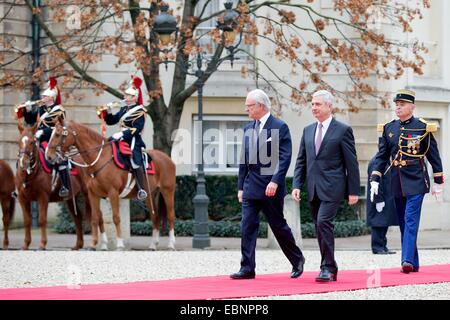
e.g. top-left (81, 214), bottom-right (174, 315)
top-left (419, 118), bottom-right (437, 132)
top-left (377, 123), bottom-right (385, 132)
top-left (426, 123), bottom-right (437, 133)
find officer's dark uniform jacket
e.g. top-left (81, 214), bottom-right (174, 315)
top-left (371, 116), bottom-right (444, 197)
top-left (104, 104), bottom-right (146, 166)
top-left (22, 104), bottom-right (66, 143)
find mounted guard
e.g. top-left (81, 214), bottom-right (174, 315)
top-left (14, 77), bottom-right (71, 198)
top-left (97, 76), bottom-right (148, 200)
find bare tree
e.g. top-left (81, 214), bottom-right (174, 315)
top-left (0, 0), bottom-right (430, 154)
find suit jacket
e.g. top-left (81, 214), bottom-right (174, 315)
top-left (238, 114), bottom-right (292, 200)
top-left (293, 118), bottom-right (360, 202)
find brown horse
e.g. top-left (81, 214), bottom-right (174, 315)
top-left (0, 160), bottom-right (16, 249)
top-left (45, 119), bottom-right (177, 250)
top-left (16, 122), bottom-right (101, 250)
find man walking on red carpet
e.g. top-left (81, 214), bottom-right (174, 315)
top-left (231, 89), bottom-right (305, 280)
top-left (369, 89), bottom-right (444, 274)
top-left (292, 90), bottom-right (360, 282)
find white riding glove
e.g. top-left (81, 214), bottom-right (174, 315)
top-left (106, 102), bottom-right (115, 113)
top-left (35, 129), bottom-right (44, 139)
top-left (375, 202), bottom-right (385, 213)
top-left (432, 184), bottom-right (443, 202)
top-left (24, 100), bottom-right (34, 111)
top-left (112, 132), bottom-right (123, 140)
top-left (370, 181), bottom-right (379, 202)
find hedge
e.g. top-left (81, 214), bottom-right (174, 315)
top-left (55, 216), bottom-right (369, 239)
top-left (130, 219), bottom-right (369, 238)
top-left (139, 175), bottom-right (358, 223)
top-left (55, 175), bottom-right (362, 236)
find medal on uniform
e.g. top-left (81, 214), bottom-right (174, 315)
top-left (388, 132), bottom-right (394, 138)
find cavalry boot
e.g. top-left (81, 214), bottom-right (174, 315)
top-left (133, 166), bottom-right (148, 200)
top-left (58, 167), bottom-right (70, 198)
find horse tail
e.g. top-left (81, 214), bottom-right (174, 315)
top-left (158, 192), bottom-right (168, 232)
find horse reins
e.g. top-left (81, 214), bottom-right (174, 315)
top-left (17, 139), bottom-right (41, 187)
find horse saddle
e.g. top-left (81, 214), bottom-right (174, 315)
top-left (40, 142), bottom-right (77, 176)
top-left (111, 140), bottom-right (155, 174)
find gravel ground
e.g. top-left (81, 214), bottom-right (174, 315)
top-left (1, 249), bottom-right (449, 299)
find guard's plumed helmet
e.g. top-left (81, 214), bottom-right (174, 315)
top-left (125, 76), bottom-right (143, 105)
top-left (41, 77), bottom-right (62, 105)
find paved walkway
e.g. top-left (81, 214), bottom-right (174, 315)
top-left (3, 228), bottom-right (450, 251)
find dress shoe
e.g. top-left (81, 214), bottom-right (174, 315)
top-left (230, 271), bottom-right (255, 280)
top-left (401, 264), bottom-right (419, 273)
top-left (315, 269), bottom-right (337, 282)
top-left (373, 249), bottom-right (396, 255)
top-left (291, 256), bottom-right (306, 279)
top-left (401, 262), bottom-right (414, 274)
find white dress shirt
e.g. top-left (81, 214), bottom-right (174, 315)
top-left (257, 112), bottom-right (271, 134)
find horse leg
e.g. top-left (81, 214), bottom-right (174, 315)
top-left (97, 210), bottom-right (108, 251)
top-left (161, 187), bottom-right (176, 250)
top-left (37, 196), bottom-right (49, 250)
top-left (65, 199), bottom-right (83, 250)
top-left (87, 191), bottom-right (101, 250)
top-left (109, 193), bottom-right (125, 250)
top-left (1, 198), bottom-right (10, 250)
top-left (84, 192), bottom-right (106, 250)
top-left (147, 191), bottom-right (159, 251)
top-left (20, 199), bottom-right (32, 250)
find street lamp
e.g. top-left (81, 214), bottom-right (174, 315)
top-left (153, 1), bottom-right (241, 249)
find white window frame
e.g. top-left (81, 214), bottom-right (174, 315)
top-left (192, 115), bottom-right (249, 174)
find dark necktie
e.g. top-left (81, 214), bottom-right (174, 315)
top-left (253, 120), bottom-right (261, 148)
top-left (315, 123), bottom-right (323, 155)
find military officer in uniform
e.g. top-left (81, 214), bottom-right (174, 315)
top-left (99, 76), bottom-right (148, 200)
top-left (370, 89), bottom-right (444, 273)
top-left (15, 77), bottom-right (71, 198)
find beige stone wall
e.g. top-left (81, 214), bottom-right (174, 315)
top-left (1, 1), bottom-right (449, 230)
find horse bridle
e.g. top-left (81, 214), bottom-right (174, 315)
top-left (17, 136), bottom-right (40, 181)
top-left (49, 124), bottom-right (109, 168)
top-left (47, 126), bottom-right (73, 163)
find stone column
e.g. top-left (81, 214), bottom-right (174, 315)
top-left (99, 199), bottom-right (130, 250)
top-left (267, 195), bottom-right (302, 249)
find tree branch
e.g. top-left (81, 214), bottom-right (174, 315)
top-left (23, 0), bottom-right (123, 98)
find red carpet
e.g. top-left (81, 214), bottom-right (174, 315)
top-left (1, 264), bottom-right (450, 300)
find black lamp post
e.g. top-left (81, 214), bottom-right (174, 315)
top-left (153, 1), bottom-right (241, 249)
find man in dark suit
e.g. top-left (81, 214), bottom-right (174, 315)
top-left (231, 89), bottom-right (305, 280)
top-left (292, 90), bottom-right (360, 282)
top-left (366, 154), bottom-right (398, 254)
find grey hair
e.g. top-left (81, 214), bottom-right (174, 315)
top-left (313, 90), bottom-right (334, 105)
top-left (247, 89), bottom-right (271, 110)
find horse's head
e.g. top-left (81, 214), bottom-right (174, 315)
top-left (46, 117), bottom-right (77, 164)
top-left (17, 122), bottom-right (39, 174)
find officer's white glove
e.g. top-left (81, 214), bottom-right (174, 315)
top-left (35, 129), bottom-right (44, 139)
top-left (432, 184), bottom-right (443, 203)
top-left (106, 102), bottom-right (114, 113)
top-left (375, 202), bottom-right (385, 213)
top-left (24, 100), bottom-right (33, 111)
top-left (112, 132), bottom-right (123, 140)
top-left (370, 181), bottom-right (379, 202)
